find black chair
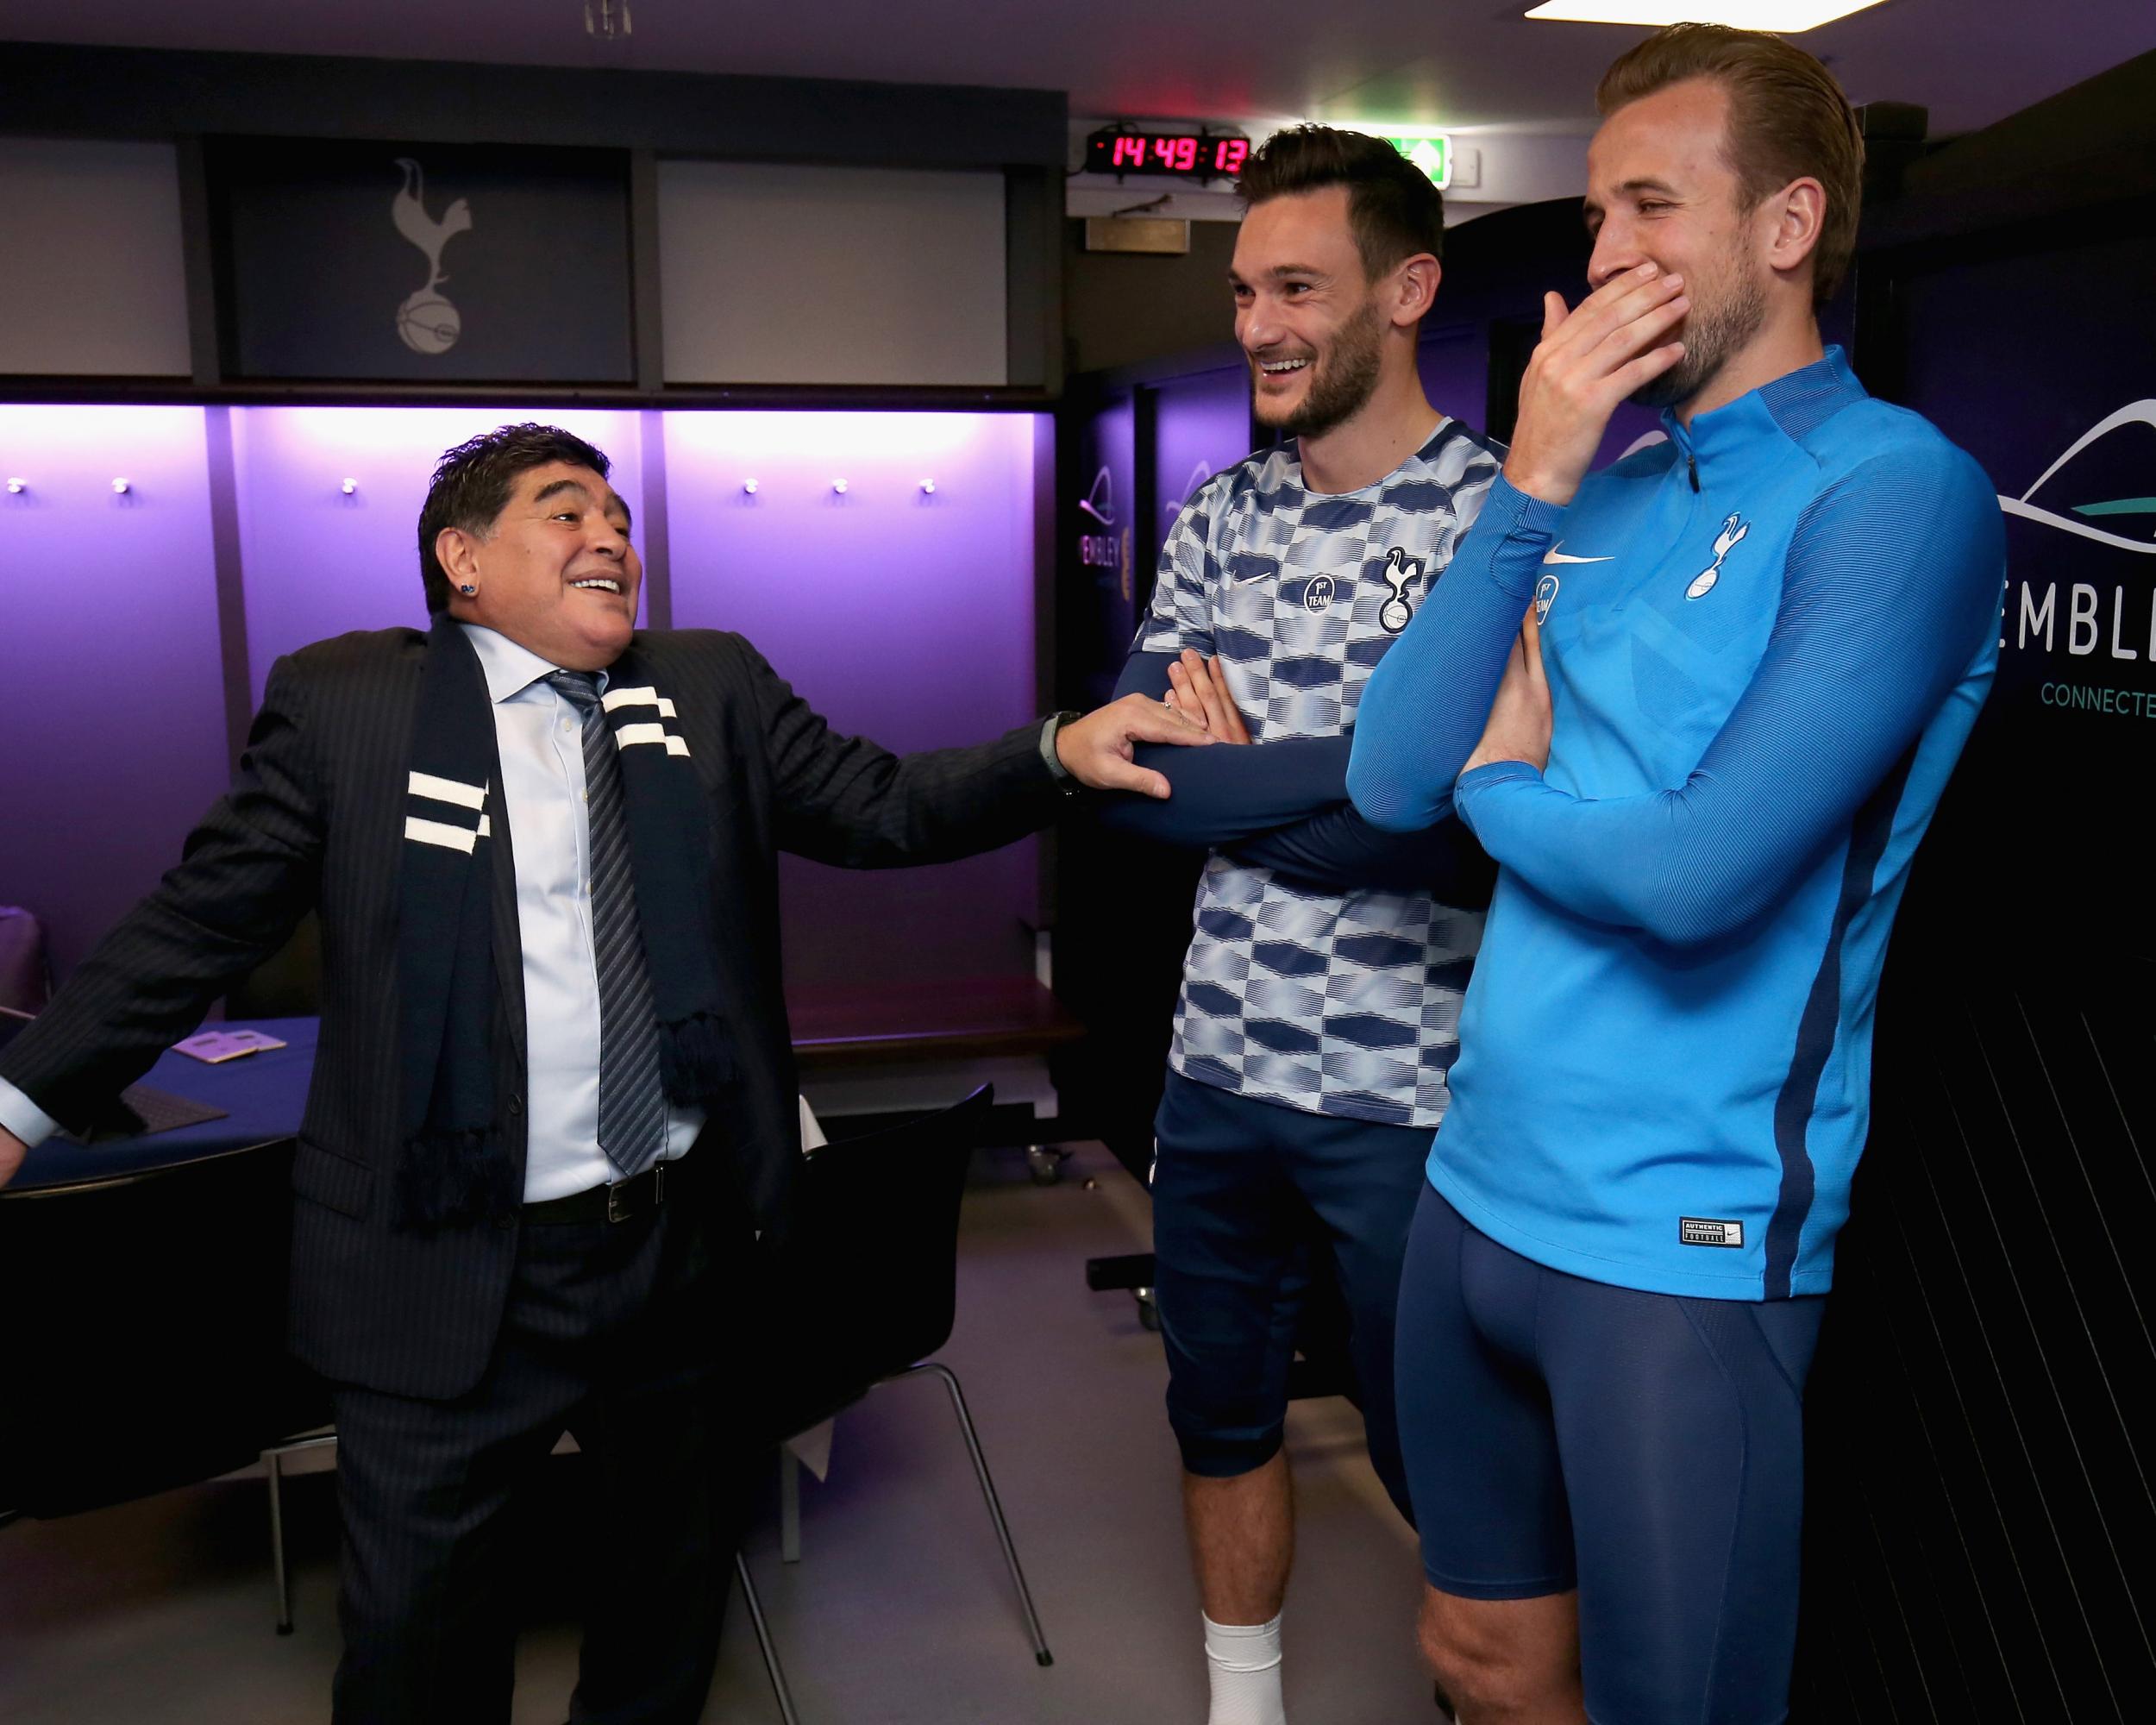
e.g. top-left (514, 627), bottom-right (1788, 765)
top-left (0, 1143), bottom-right (329, 1578)
top-left (735, 1084), bottom-right (1051, 1722)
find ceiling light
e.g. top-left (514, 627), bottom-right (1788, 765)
top-left (1524, 2), bottom-right (1887, 30)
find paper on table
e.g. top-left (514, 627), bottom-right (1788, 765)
top-left (172, 1027), bottom-right (289, 1063)
top-left (787, 1417), bottom-right (836, 1482)
top-left (798, 1094), bottom-right (829, 1157)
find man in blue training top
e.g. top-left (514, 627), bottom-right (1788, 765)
top-left (1346, 24), bottom-right (2002, 1725)
top-left (1103, 124), bottom-right (1501, 1725)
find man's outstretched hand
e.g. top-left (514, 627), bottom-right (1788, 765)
top-left (1056, 692), bottom-right (1213, 798)
top-left (0, 1126), bottom-right (28, 1191)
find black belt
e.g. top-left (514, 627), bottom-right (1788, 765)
top-left (522, 1157), bottom-right (687, 1226)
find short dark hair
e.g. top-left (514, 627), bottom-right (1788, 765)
top-left (417, 423), bottom-right (612, 614)
top-left (1236, 124), bottom-right (1446, 276)
top-left (1597, 22), bottom-right (1865, 310)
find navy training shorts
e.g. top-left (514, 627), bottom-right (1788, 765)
top-left (1150, 1070), bottom-right (1433, 1519)
top-left (1396, 1182), bottom-right (1827, 1725)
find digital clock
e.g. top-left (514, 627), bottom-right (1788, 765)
top-left (1084, 127), bottom-right (1252, 182)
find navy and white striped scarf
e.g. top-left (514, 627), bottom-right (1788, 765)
top-left (395, 616), bottom-right (734, 1230)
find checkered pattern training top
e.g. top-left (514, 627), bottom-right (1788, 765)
top-left (1138, 418), bottom-right (1503, 1129)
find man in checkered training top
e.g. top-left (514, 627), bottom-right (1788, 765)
top-left (1098, 122), bottom-right (1501, 1725)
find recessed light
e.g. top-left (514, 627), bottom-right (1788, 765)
top-left (1525, 2), bottom-right (1886, 30)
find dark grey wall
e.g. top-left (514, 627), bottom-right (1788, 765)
top-left (1062, 218), bottom-right (1240, 378)
top-left (0, 42), bottom-right (1066, 403)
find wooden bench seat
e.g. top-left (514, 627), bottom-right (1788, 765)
top-left (785, 975), bottom-right (1085, 1073)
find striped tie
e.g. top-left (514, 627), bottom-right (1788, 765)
top-left (547, 671), bottom-right (667, 1182)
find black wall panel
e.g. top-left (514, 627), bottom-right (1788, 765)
top-left (1793, 78), bottom-right (2156, 1713)
top-left (1798, 957), bottom-right (2155, 1720)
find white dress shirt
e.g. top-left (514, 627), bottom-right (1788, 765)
top-left (0, 623), bottom-right (704, 1200)
top-left (459, 624), bottom-right (703, 1200)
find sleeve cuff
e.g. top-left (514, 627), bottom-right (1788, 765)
top-left (1453, 759), bottom-right (1545, 836)
top-left (0, 1076), bottom-right (61, 1151)
top-left (1485, 473), bottom-right (1570, 598)
top-left (1489, 470), bottom-right (1572, 536)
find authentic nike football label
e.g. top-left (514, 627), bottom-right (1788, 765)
top-left (1679, 1216), bottom-right (1745, 1248)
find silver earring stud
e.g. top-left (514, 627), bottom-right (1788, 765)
top-left (460, 583), bottom-right (478, 595)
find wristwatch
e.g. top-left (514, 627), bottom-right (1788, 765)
top-left (1040, 711), bottom-right (1084, 795)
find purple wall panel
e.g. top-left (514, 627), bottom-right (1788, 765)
top-left (1148, 367), bottom-right (1258, 679)
top-left (0, 406), bottom-right (229, 975)
top-left (1153, 364), bottom-right (1255, 544)
top-left (2, 404), bottom-right (1044, 997)
top-left (1418, 328), bottom-right (1490, 439)
top-left (664, 411), bottom-right (1044, 989)
top-left (234, 406), bottom-right (646, 701)
top-left (1065, 392), bottom-right (1138, 712)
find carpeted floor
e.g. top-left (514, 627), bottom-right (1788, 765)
top-left (0, 1139), bottom-right (1437, 1723)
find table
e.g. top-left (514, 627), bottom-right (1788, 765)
top-left (9, 977), bottom-right (1084, 1192)
top-left (9, 1016), bottom-right (320, 1194)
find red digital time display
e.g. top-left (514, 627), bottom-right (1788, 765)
top-left (1085, 129), bottom-right (1251, 181)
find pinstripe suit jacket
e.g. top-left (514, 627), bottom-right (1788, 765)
top-left (0, 625), bottom-right (1063, 1399)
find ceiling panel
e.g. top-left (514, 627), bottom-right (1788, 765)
top-left (0, 0), bottom-right (2150, 136)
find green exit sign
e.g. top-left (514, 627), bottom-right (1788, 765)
top-left (1380, 134), bottom-right (1451, 189)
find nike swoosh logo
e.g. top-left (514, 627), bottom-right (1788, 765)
top-left (1543, 544), bottom-right (1613, 565)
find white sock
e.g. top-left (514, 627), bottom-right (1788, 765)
top-left (1203, 1611), bottom-right (1286, 1725)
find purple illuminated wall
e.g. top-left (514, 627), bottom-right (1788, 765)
top-left (235, 407), bottom-right (646, 699)
top-left (1153, 367), bottom-right (1254, 555)
top-left (2, 405), bottom-right (1044, 994)
top-left (665, 411), bottom-right (1045, 988)
top-left (1418, 328), bottom-right (1490, 437)
top-left (0, 406), bottom-right (230, 976)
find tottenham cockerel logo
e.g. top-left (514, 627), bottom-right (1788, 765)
top-left (1378, 548), bottom-right (1426, 633)
top-left (392, 158), bottom-right (473, 355)
top-left (1687, 513), bottom-right (1750, 600)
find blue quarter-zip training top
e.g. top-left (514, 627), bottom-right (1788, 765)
top-left (1346, 348), bottom-right (2003, 1300)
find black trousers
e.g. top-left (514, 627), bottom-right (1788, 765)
top-left (328, 1188), bottom-right (752, 1725)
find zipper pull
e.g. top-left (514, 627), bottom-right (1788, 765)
top-left (1687, 453), bottom-right (1700, 492)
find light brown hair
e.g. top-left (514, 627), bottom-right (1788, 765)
top-left (1596, 22), bottom-right (1865, 309)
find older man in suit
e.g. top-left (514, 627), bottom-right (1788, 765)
top-left (0, 422), bottom-right (1205, 1723)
